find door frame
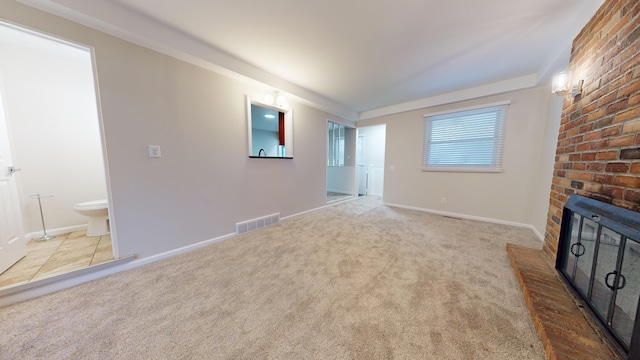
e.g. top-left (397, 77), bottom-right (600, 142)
top-left (355, 124), bottom-right (386, 198)
top-left (0, 20), bottom-right (118, 260)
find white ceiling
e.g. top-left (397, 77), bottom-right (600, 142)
top-left (20, 0), bottom-right (604, 120)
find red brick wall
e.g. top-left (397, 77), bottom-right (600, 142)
top-left (543, 0), bottom-right (640, 261)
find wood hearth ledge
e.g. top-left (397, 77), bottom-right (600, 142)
top-left (506, 243), bottom-right (622, 360)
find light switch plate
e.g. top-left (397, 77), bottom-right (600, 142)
top-left (148, 145), bottom-right (161, 158)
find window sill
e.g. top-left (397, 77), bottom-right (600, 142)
top-left (249, 156), bottom-right (293, 159)
top-left (421, 167), bottom-right (502, 173)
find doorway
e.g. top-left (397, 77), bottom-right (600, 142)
top-left (0, 22), bottom-right (114, 287)
top-left (356, 124), bottom-right (386, 197)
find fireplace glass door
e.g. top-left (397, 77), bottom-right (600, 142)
top-left (557, 195), bottom-right (640, 357)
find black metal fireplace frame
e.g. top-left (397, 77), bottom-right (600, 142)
top-left (556, 194), bottom-right (640, 359)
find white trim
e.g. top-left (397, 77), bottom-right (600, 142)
top-left (281, 196), bottom-right (358, 221)
top-left (0, 231), bottom-right (236, 307)
top-left (420, 167), bottom-right (502, 173)
top-left (0, 196), bottom-right (543, 307)
top-left (14, 0), bottom-right (605, 122)
top-left (246, 95), bottom-right (253, 157)
top-left (0, 197), bottom-right (362, 307)
top-left (0, 18), bottom-right (90, 51)
top-left (326, 196), bottom-right (357, 204)
top-left (384, 202), bottom-right (543, 242)
top-left (327, 117), bottom-right (356, 129)
top-left (18, 0), bottom-right (358, 121)
top-left (0, 255), bottom-right (135, 300)
top-left (24, 224), bottom-right (87, 241)
top-left (359, 75), bottom-right (535, 120)
top-left (237, 213), bottom-right (280, 227)
top-left (0, 256), bottom-right (139, 307)
top-left (529, 226), bottom-right (544, 242)
top-left (115, 232), bottom-right (236, 268)
top-left (422, 100), bottom-right (511, 118)
top-left (90, 43), bottom-right (118, 259)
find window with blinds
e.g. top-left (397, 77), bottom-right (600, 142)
top-left (422, 102), bottom-right (508, 172)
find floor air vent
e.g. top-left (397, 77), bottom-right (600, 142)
top-left (236, 213), bottom-right (280, 234)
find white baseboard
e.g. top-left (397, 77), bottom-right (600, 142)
top-left (0, 255), bottom-right (135, 307)
top-left (384, 202), bottom-right (543, 242)
top-left (0, 231), bottom-right (236, 307)
top-left (126, 232), bottom-right (237, 268)
top-left (25, 224), bottom-right (87, 241)
top-left (529, 226), bottom-right (544, 242)
top-left (2, 197), bottom-right (360, 306)
top-left (281, 196), bottom-right (357, 221)
top-left (6, 197), bottom-right (539, 307)
top-left (4, 191), bottom-right (366, 307)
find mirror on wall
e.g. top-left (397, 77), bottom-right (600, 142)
top-left (246, 96), bottom-right (293, 158)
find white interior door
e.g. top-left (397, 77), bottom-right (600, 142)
top-left (0, 91), bottom-right (26, 274)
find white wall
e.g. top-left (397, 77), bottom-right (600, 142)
top-left (357, 124), bottom-right (386, 196)
top-left (357, 124), bottom-right (386, 167)
top-left (96, 46), bottom-right (353, 258)
top-left (1, 2), bottom-right (354, 259)
top-left (0, 1), bottom-right (562, 263)
top-left (358, 87), bottom-right (558, 230)
top-left (526, 94), bottom-right (563, 237)
top-left (0, 27), bottom-right (107, 236)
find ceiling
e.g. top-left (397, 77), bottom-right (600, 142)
top-left (21, 0), bottom-right (604, 120)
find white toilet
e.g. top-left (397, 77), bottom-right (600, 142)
top-left (74, 199), bottom-right (110, 236)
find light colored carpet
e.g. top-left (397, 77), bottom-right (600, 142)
top-left (0, 196), bottom-right (545, 359)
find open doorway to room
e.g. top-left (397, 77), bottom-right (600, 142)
top-left (0, 22), bottom-right (115, 288)
top-left (326, 120), bottom-right (357, 203)
top-left (356, 124), bottom-right (386, 197)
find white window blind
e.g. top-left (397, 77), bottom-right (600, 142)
top-left (423, 103), bottom-right (507, 172)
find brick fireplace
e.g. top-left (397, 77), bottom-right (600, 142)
top-left (543, 0), bottom-right (640, 263)
top-left (513, 1), bottom-right (640, 358)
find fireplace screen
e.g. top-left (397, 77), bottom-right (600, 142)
top-left (556, 194), bottom-right (640, 358)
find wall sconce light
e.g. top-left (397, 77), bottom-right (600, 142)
top-left (552, 71), bottom-right (571, 95)
top-left (264, 92), bottom-right (289, 109)
top-left (276, 94), bottom-right (288, 109)
top-left (552, 71), bottom-right (583, 97)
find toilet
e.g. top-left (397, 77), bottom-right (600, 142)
top-left (74, 199), bottom-right (110, 236)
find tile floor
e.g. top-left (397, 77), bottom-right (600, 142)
top-left (0, 231), bottom-right (114, 288)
